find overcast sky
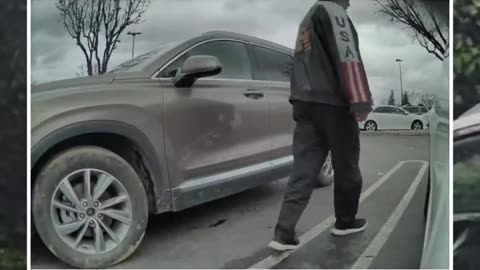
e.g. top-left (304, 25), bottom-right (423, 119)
top-left (31, 0), bottom-right (448, 104)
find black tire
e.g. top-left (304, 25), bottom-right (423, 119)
top-left (316, 152), bottom-right (334, 188)
top-left (412, 120), bottom-right (423, 130)
top-left (32, 146), bottom-right (149, 269)
top-left (364, 120), bottom-right (377, 131)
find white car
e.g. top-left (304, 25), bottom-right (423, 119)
top-left (360, 105), bottom-right (426, 131)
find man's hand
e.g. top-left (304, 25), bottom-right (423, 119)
top-left (354, 112), bottom-right (369, 122)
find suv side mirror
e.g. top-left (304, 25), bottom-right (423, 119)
top-left (173, 55), bottom-right (222, 88)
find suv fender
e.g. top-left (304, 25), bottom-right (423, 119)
top-left (31, 120), bottom-right (172, 213)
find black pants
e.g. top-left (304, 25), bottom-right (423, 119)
top-left (275, 101), bottom-right (363, 239)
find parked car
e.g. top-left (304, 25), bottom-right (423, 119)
top-left (452, 103), bottom-right (480, 270)
top-left (31, 31), bottom-right (334, 269)
top-left (359, 105), bottom-right (426, 131)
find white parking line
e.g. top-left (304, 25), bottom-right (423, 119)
top-left (249, 160), bottom-right (427, 269)
top-left (352, 161), bottom-right (429, 269)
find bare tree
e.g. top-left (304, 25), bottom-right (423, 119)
top-left (417, 94), bottom-right (436, 110)
top-left (374, 0), bottom-right (448, 61)
top-left (76, 63), bottom-right (99, 77)
top-left (57, 0), bottom-right (150, 76)
top-left (75, 64), bottom-right (86, 77)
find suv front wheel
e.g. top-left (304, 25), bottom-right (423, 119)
top-left (33, 146), bottom-right (149, 269)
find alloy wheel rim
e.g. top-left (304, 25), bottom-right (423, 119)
top-left (413, 122), bottom-right (422, 130)
top-left (366, 122), bottom-right (376, 131)
top-left (50, 169), bottom-right (132, 254)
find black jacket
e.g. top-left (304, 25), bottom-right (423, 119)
top-left (290, 0), bottom-right (373, 113)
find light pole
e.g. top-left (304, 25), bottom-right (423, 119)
top-left (396, 59), bottom-right (404, 106)
top-left (127, 31), bottom-right (142, 58)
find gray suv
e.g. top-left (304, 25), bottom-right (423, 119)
top-left (31, 31), bottom-right (333, 268)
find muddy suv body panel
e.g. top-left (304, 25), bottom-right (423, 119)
top-left (32, 31), bottom-right (297, 213)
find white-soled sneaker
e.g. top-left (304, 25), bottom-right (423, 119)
top-left (331, 218), bottom-right (367, 236)
top-left (268, 237), bottom-right (300, 251)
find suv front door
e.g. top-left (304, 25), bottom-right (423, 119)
top-left (158, 40), bottom-right (272, 198)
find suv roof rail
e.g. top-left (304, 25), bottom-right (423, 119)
top-left (200, 30), bottom-right (293, 53)
top-left (202, 30), bottom-right (239, 36)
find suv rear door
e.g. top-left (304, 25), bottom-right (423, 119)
top-left (248, 44), bottom-right (293, 160)
top-left (158, 40), bottom-right (272, 192)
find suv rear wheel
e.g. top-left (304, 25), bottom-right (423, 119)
top-left (32, 146), bottom-right (148, 269)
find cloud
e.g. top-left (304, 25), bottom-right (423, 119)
top-left (31, 0), bottom-right (448, 104)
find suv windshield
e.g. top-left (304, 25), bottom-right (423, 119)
top-left (109, 41), bottom-right (182, 74)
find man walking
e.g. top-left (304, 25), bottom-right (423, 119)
top-left (269, 0), bottom-right (373, 251)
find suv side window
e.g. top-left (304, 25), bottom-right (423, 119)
top-left (251, 45), bottom-right (292, 82)
top-left (158, 40), bottom-right (252, 80)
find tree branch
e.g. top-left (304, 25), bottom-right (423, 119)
top-left (57, 0), bottom-right (150, 75)
top-left (375, 0), bottom-right (448, 61)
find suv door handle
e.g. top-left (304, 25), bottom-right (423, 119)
top-left (243, 89), bottom-right (264, 100)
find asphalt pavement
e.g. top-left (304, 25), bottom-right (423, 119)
top-left (32, 133), bottom-right (430, 269)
